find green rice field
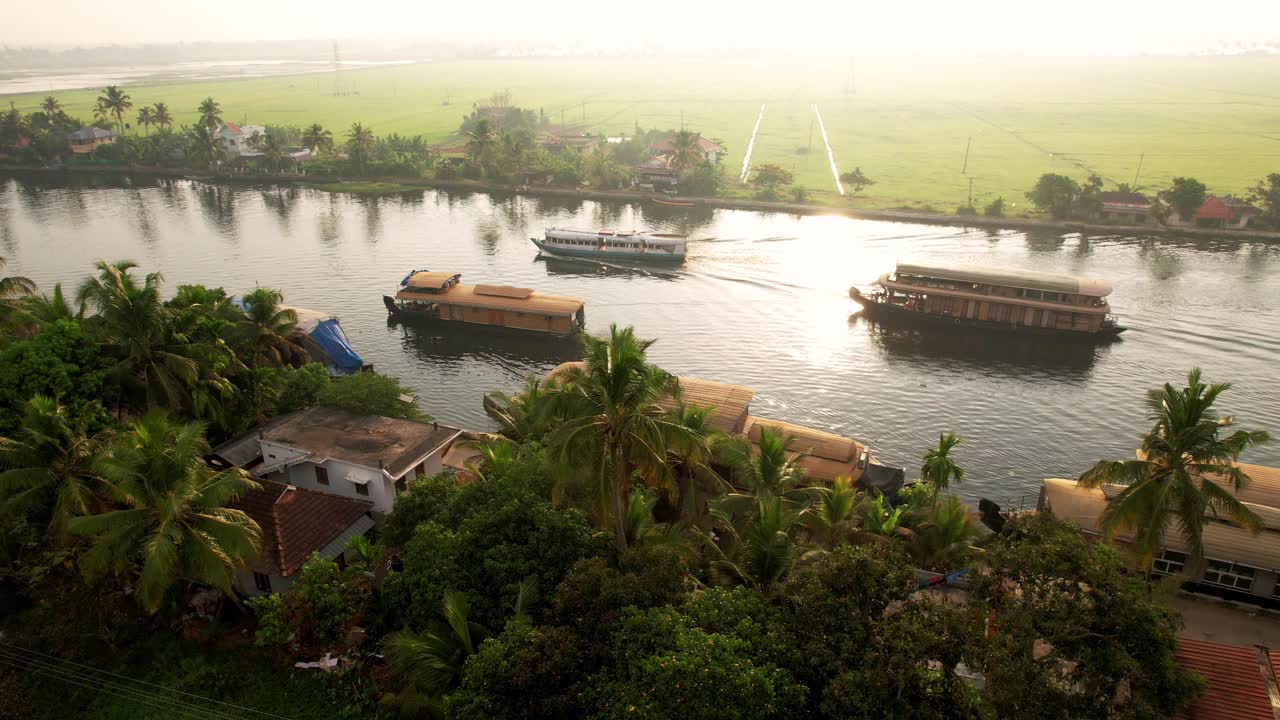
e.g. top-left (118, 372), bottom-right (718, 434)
top-left (8, 54), bottom-right (1280, 211)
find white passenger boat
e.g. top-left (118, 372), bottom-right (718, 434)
top-left (532, 228), bottom-right (688, 262)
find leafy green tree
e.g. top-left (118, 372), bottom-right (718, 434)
top-left (318, 371), bottom-right (426, 420)
top-left (0, 320), bottom-right (108, 434)
top-left (1074, 173), bottom-right (1105, 217)
top-left (380, 473), bottom-right (459, 549)
top-left (151, 102), bottom-right (173, 130)
top-left (839, 166), bottom-right (875, 195)
top-left (197, 97), bottom-right (222, 130)
top-left (544, 325), bottom-right (694, 551)
top-left (346, 122), bottom-right (375, 175)
top-left (464, 118), bottom-right (497, 175)
top-left (1078, 367), bottom-right (1269, 563)
top-left (984, 196), bottom-right (1006, 217)
top-left (97, 85), bottom-right (132, 135)
top-left (751, 163), bottom-right (794, 198)
top-left (1248, 172), bottom-right (1280, 228)
top-left (250, 132), bottom-right (289, 173)
top-left (0, 396), bottom-right (112, 541)
top-left (1166, 177), bottom-right (1208, 221)
top-left (68, 413), bottom-right (262, 614)
top-left (921, 431), bottom-right (965, 497)
top-left (679, 163), bottom-right (724, 196)
top-left (445, 617), bottom-right (588, 720)
top-left (972, 513), bottom-right (1204, 719)
top-left (1026, 173), bottom-right (1079, 219)
top-left (7, 284), bottom-right (84, 338)
top-left (236, 287), bottom-right (304, 368)
top-left (722, 426), bottom-right (811, 501)
top-left (584, 144), bottom-right (625, 189)
top-left (301, 123), bottom-right (334, 155)
top-left (249, 553), bottom-right (370, 652)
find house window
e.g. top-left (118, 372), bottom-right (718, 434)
top-left (1151, 549), bottom-right (1187, 576)
top-left (355, 481), bottom-right (369, 497)
top-left (315, 466), bottom-right (329, 486)
top-left (1203, 559), bottom-right (1255, 591)
top-left (253, 572), bottom-right (272, 593)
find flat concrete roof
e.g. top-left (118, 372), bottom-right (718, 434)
top-left (260, 406), bottom-right (461, 479)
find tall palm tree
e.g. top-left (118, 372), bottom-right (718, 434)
top-left (76, 260), bottom-right (204, 414)
top-left (41, 96), bottom-right (62, 117)
top-left (186, 123), bottom-right (224, 170)
top-left (921, 432), bottom-right (965, 498)
top-left (668, 130), bottom-right (703, 173)
top-left (346, 122), bottom-right (375, 175)
top-left (151, 102), bottom-right (173, 131)
top-left (723, 426), bottom-right (811, 500)
top-left (92, 98), bottom-right (113, 127)
top-left (67, 413), bottom-right (261, 614)
top-left (7, 284), bottom-right (84, 339)
top-left (701, 494), bottom-right (809, 596)
top-left (250, 132), bottom-right (289, 173)
top-left (0, 256), bottom-right (36, 301)
top-left (1079, 368), bottom-right (1271, 563)
top-left (801, 476), bottom-right (860, 549)
top-left (197, 97), bottom-right (222, 130)
top-left (301, 123), bottom-right (334, 155)
top-left (544, 324), bottom-right (693, 551)
top-left (236, 287), bottom-right (305, 368)
top-left (586, 143), bottom-right (623, 189)
top-left (0, 396), bottom-right (112, 540)
top-left (464, 118), bottom-right (496, 175)
top-left (98, 86), bottom-right (132, 135)
top-left (665, 403), bottom-right (728, 525)
top-left (135, 106), bottom-right (154, 136)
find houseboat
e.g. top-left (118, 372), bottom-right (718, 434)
top-left (532, 228), bottom-right (688, 262)
top-left (849, 263), bottom-right (1124, 338)
top-left (384, 270), bottom-right (585, 335)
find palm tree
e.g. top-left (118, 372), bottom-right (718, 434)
top-left (464, 118), bottom-right (497, 175)
top-left (151, 102), bottom-right (173, 131)
top-left (801, 476), bottom-right (860, 549)
top-left (7, 284), bottom-right (84, 338)
top-left (346, 122), bottom-right (375, 175)
top-left (186, 123), bottom-right (224, 170)
top-left (921, 432), bottom-right (965, 498)
top-left (135, 106), bottom-right (154, 136)
top-left (723, 426), bottom-right (811, 500)
top-left (92, 98), bottom-right (113, 127)
top-left (301, 123), bottom-right (334, 155)
top-left (1079, 368), bottom-right (1271, 563)
top-left (701, 494), bottom-right (809, 596)
top-left (856, 490), bottom-right (909, 539)
top-left (236, 287), bottom-right (305, 368)
top-left (586, 143), bottom-right (623, 189)
top-left (0, 256), bottom-right (36, 301)
top-left (250, 132), bottom-right (289, 174)
top-left (544, 324), bottom-right (693, 551)
top-left (668, 130), bottom-right (704, 173)
top-left (41, 96), bottom-right (62, 117)
top-left (622, 488), bottom-right (693, 556)
top-left (905, 494), bottom-right (980, 571)
top-left (383, 591), bottom-right (490, 716)
top-left (67, 413), bottom-right (261, 613)
top-left (98, 85), bottom-right (132, 135)
top-left (0, 396), bottom-right (112, 540)
top-left (76, 260), bottom-right (203, 414)
top-left (197, 97), bottom-right (222, 130)
top-left (665, 403), bottom-right (728, 526)
top-left (483, 375), bottom-right (559, 441)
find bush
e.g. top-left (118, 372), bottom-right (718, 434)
top-left (0, 320), bottom-right (110, 435)
top-left (379, 473), bottom-right (459, 549)
top-left (956, 205), bottom-right (977, 216)
top-left (679, 164), bottom-right (724, 197)
top-left (984, 196), bottom-right (1006, 217)
top-left (445, 617), bottom-right (588, 720)
top-left (247, 553), bottom-right (371, 654)
top-left (319, 371), bottom-right (428, 420)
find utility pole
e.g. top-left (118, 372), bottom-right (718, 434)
top-left (968, 177), bottom-right (974, 208)
top-left (961, 136), bottom-right (971, 175)
top-left (1132, 152), bottom-right (1145, 188)
top-left (807, 117), bottom-right (815, 155)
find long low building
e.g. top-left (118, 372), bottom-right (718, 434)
top-left (1040, 463), bottom-right (1280, 601)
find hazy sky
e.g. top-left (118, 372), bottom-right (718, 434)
top-left (5, 0), bottom-right (1279, 55)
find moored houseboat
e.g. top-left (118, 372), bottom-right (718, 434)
top-left (384, 270), bottom-right (585, 335)
top-left (850, 263), bottom-right (1124, 338)
top-left (532, 227), bottom-right (688, 262)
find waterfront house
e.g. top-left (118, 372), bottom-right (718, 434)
top-left (652, 132), bottom-right (723, 165)
top-left (1098, 191), bottom-right (1151, 224)
top-left (635, 158), bottom-right (680, 190)
top-left (1193, 195), bottom-right (1257, 229)
top-left (1039, 461), bottom-right (1280, 603)
top-left (228, 478), bottom-right (375, 596)
top-left (539, 133), bottom-right (600, 154)
top-left (216, 122), bottom-right (267, 158)
top-left (68, 126), bottom-right (116, 154)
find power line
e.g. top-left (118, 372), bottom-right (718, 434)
top-left (0, 640), bottom-right (298, 720)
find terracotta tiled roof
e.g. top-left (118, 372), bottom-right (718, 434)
top-left (1173, 638), bottom-right (1276, 720)
top-left (223, 122), bottom-right (243, 135)
top-left (652, 133), bottom-right (722, 155)
top-left (229, 479), bottom-right (372, 577)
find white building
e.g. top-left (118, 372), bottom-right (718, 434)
top-left (216, 122), bottom-right (268, 158)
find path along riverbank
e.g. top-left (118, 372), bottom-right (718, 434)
top-left (6, 164), bottom-right (1279, 243)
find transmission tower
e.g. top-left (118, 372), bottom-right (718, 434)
top-left (332, 40), bottom-right (348, 96)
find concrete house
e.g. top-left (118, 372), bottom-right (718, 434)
top-left (229, 478), bottom-right (374, 596)
top-left (1097, 191), bottom-right (1151, 224)
top-left (253, 406), bottom-right (462, 515)
top-left (216, 122), bottom-right (267, 158)
top-left (652, 132), bottom-right (723, 165)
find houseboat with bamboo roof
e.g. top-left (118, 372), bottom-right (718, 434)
top-left (532, 228), bottom-right (688, 262)
top-left (384, 270), bottom-right (585, 335)
top-left (849, 263), bottom-right (1124, 338)
top-left (532, 362), bottom-right (904, 493)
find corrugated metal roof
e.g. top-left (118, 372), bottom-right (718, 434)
top-left (1174, 639), bottom-right (1275, 720)
top-left (895, 263), bottom-right (1114, 297)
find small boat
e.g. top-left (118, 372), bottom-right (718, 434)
top-left (532, 227), bottom-right (687, 262)
top-left (652, 197), bottom-right (696, 207)
top-left (850, 263), bottom-right (1125, 339)
top-left (384, 270), bottom-right (585, 335)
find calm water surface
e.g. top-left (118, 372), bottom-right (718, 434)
top-left (3, 175), bottom-right (1278, 507)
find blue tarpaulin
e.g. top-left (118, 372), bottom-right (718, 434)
top-left (308, 318), bottom-right (364, 375)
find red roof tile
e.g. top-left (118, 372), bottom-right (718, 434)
top-left (223, 122), bottom-right (242, 135)
top-left (229, 479), bottom-right (372, 577)
top-left (1195, 196), bottom-right (1236, 221)
top-left (1173, 638), bottom-right (1275, 720)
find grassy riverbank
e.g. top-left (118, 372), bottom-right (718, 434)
top-left (5, 55), bottom-right (1280, 211)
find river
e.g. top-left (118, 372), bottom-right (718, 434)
top-left (3, 174), bottom-right (1278, 507)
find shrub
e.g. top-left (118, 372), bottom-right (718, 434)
top-left (984, 196), bottom-right (1006, 217)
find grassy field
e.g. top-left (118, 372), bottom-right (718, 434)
top-left (8, 55), bottom-right (1280, 211)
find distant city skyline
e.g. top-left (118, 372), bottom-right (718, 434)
top-left (4, 0), bottom-right (1280, 57)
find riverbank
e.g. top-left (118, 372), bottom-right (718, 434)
top-left (5, 163), bottom-right (1279, 242)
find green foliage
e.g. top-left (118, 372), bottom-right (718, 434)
top-left (319, 371), bottom-right (427, 420)
top-left (956, 204), bottom-right (977, 216)
top-left (445, 617), bottom-right (587, 720)
top-left (0, 320), bottom-right (109, 435)
top-left (382, 590), bottom-right (487, 714)
top-left (1248, 172), bottom-right (1280, 228)
top-left (839, 167), bottom-right (876, 195)
top-left (679, 163), bottom-right (724, 196)
top-left (1026, 173), bottom-right (1079, 219)
top-left (921, 431), bottom-right (965, 495)
top-left (380, 472), bottom-right (459, 549)
top-left (905, 493), bottom-right (981, 572)
top-left (983, 196), bottom-right (1006, 217)
top-left (249, 553), bottom-right (371, 652)
top-left (585, 606), bottom-right (807, 720)
top-left (973, 513), bottom-right (1205, 719)
top-left (1167, 176), bottom-right (1208, 220)
top-left (752, 163), bottom-right (794, 197)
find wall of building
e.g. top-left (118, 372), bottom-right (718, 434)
top-left (258, 439), bottom-right (452, 515)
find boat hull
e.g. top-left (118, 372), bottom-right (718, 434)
top-left (531, 238), bottom-right (686, 262)
top-left (850, 289), bottom-right (1125, 341)
top-left (383, 296), bottom-right (581, 337)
